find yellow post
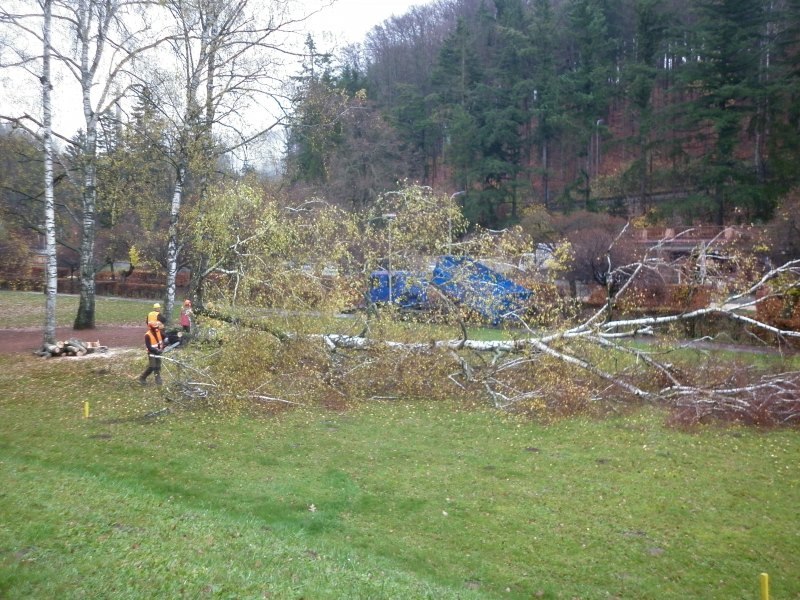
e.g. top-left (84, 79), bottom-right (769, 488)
top-left (760, 573), bottom-right (769, 600)
top-left (83, 401), bottom-right (90, 419)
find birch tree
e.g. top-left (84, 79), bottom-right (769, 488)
top-left (41, 0), bottom-right (56, 345)
top-left (148, 0), bottom-right (301, 321)
top-left (59, 0), bottom-right (172, 328)
top-left (2, 0), bottom-right (174, 329)
top-left (170, 214), bottom-right (800, 426)
top-left (1, 0), bottom-right (63, 343)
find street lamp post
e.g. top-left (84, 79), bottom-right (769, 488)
top-left (383, 213), bottom-right (397, 302)
top-left (448, 191), bottom-right (465, 255)
top-left (594, 119), bottom-right (604, 179)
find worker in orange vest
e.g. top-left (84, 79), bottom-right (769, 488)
top-left (147, 302), bottom-right (166, 326)
top-left (139, 320), bottom-right (165, 385)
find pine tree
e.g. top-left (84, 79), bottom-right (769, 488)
top-left (481, 0), bottom-right (534, 221)
top-left (760, 0), bottom-right (800, 199)
top-left (286, 35), bottom-right (341, 185)
top-left (621, 0), bottom-right (669, 212)
top-left (560, 0), bottom-right (616, 208)
top-left (429, 19), bottom-right (484, 218)
top-left (677, 0), bottom-right (772, 223)
top-left (529, 0), bottom-right (565, 208)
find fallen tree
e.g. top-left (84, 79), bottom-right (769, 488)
top-left (162, 221), bottom-right (800, 426)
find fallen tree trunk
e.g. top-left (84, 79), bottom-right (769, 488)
top-left (197, 307), bottom-right (288, 341)
top-left (177, 253), bottom-right (800, 425)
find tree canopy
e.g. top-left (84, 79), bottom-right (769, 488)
top-left (1, 0), bottom-right (800, 336)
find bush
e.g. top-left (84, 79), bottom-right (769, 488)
top-left (756, 284), bottom-right (800, 344)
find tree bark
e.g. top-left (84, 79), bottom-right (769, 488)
top-left (42, 0), bottom-right (57, 345)
top-left (164, 163), bottom-right (185, 325)
top-left (73, 0), bottom-right (101, 330)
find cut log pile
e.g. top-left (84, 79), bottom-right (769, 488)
top-left (35, 339), bottom-right (108, 358)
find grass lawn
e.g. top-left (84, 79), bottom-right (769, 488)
top-left (0, 291), bottom-right (169, 328)
top-left (2, 358), bottom-right (798, 599)
top-left (1, 291), bottom-right (799, 598)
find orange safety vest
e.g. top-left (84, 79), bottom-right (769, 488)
top-left (145, 329), bottom-right (163, 353)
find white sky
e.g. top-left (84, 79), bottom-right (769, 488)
top-left (1, 0), bottom-right (430, 145)
top-left (307, 0), bottom-right (428, 46)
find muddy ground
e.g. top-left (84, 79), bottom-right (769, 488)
top-left (0, 326), bottom-right (143, 354)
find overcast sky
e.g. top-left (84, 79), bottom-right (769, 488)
top-left (307, 0), bottom-right (428, 45)
top-left (1, 0), bottom-right (431, 143)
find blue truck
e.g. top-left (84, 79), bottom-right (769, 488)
top-left (368, 255), bottom-right (532, 324)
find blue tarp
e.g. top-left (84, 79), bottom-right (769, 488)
top-left (367, 270), bottom-right (429, 308)
top-left (367, 256), bottom-right (532, 323)
top-left (431, 255), bottom-right (532, 324)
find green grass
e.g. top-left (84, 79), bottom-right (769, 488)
top-left (0, 352), bottom-right (798, 599)
top-left (0, 290), bottom-right (509, 343)
top-left (1, 291), bottom-right (799, 598)
top-left (0, 290), bottom-right (170, 327)
top-left (617, 338), bottom-right (800, 373)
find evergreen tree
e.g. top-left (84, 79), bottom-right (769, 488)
top-left (286, 36), bottom-right (341, 185)
top-left (676, 0), bottom-right (773, 223)
top-left (620, 0), bottom-right (669, 211)
top-left (560, 0), bottom-right (616, 209)
top-left (760, 0), bottom-right (800, 199)
top-left (481, 0), bottom-right (534, 221)
top-left (529, 0), bottom-right (566, 208)
top-left (337, 0), bottom-right (798, 226)
top-left (429, 18), bottom-right (484, 218)
top-left (390, 83), bottom-right (442, 181)
top-left (430, 10), bottom-right (533, 226)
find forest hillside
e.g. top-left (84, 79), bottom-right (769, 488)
top-left (287, 0), bottom-right (800, 228)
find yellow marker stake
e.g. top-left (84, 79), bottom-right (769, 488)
top-left (83, 401), bottom-right (90, 419)
top-left (760, 573), bottom-right (769, 600)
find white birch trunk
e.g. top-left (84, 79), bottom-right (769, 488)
top-left (164, 164), bottom-right (185, 324)
top-left (163, 4), bottom-right (215, 320)
top-left (73, 0), bottom-right (99, 329)
top-left (42, 0), bottom-right (57, 345)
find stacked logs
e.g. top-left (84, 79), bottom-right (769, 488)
top-left (35, 339), bottom-right (108, 358)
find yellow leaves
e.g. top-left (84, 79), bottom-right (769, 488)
top-left (128, 246), bottom-right (141, 267)
top-left (364, 185), bottom-right (470, 266)
top-left (546, 241), bottom-right (575, 277)
top-left (453, 224), bottom-right (534, 262)
top-left (629, 214), bottom-right (651, 229)
top-left (184, 181), bottom-right (542, 316)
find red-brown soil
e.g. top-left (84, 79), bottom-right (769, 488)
top-left (0, 326), bottom-right (144, 354)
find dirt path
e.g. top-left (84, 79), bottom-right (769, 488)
top-left (0, 326), bottom-right (143, 354)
